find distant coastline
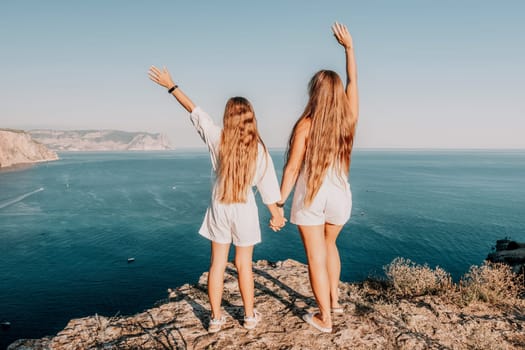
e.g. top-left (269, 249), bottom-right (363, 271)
top-left (0, 128), bottom-right (175, 169)
top-left (0, 129), bottom-right (58, 168)
top-left (29, 129), bottom-right (173, 152)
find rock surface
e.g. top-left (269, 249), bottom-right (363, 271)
top-left (29, 129), bottom-right (173, 151)
top-left (0, 129), bottom-right (59, 168)
top-left (487, 239), bottom-right (525, 274)
top-left (8, 259), bottom-right (525, 350)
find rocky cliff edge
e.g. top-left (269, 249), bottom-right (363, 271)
top-left (8, 259), bottom-right (525, 349)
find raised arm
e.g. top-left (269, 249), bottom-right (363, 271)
top-left (332, 22), bottom-right (359, 123)
top-left (148, 66), bottom-right (195, 113)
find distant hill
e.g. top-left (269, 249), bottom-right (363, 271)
top-left (0, 129), bottom-right (59, 168)
top-left (29, 130), bottom-right (173, 151)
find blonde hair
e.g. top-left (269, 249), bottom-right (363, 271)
top-left (286, 70), bottom-right (356, 206)
top-left (217, 97), bottom-right (265, 204)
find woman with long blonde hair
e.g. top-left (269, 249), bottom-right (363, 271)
top-left (148, 67), bottom-right (285, 333)
top-left (278, 22), bottom-right (359, 333)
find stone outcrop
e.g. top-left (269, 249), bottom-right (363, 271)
top-left (29, 130), bottom-right (173, 151)
top-left (0, 129), bottom-right (59, 168)
top-left (487, 239), bottom-right (525, 274)
top-left (8, 259), bottom-right (525, 349)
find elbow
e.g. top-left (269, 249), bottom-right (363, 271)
top-left (349, 112), bottom-right (359, 127)
top-left (284, 163), bottom-right (301, 180)
top-left (352, 103), bottom-right (359, 122)
top-left (185, 102), bottom-right (195, 113)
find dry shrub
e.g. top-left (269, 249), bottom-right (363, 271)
top-left (464, 321), bottom-right (509, 350)
top-left (384, 257), bottom-right (453, 297)
top-left (459, 261), bottom-right (524, 306)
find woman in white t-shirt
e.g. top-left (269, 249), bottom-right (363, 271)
top-left (148, 66), bottom-right (285, 333)
top-left (278, 22), bottom-right (359, 333)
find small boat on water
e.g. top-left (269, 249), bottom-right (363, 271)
top-left (0, 321), bottom-right (11, 329)
top-left (127, 258), bottom-right (135, 263)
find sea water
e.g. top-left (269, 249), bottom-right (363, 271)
top-left (1, 149), bottom-right (524, 347)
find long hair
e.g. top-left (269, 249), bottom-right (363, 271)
top-left (285, 70), bottom-right (356, 206)
top-left (217, 97), bottom-right (265, 204)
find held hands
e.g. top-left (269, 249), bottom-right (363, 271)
top-left (332, 22), bottom-right (353, 50)
top-left (148, 66), bottom-right (175, 89)
top-left (269, 209), bottom-right (287, 232)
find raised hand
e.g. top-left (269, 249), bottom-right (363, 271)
top-left (147, 65), bottom-right (195, 112)
top-left (331, 22), bottom-right (353, 50)
top-left (148, 66), bottom-right (175, 89)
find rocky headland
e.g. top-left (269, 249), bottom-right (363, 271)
top-left (487, 239), bottom-right (525, 275)
top-left (29, 130), bottom-right (173, 151)
top-left (8, 259), bottom-right (525, 350)
top-left (0, 129), bottom-right (59, 168)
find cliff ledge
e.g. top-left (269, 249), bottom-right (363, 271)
top-left (8, 259), bottom-right (525, 349)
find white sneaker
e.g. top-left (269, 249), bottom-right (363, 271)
top-left (208, 315), bottom-right (226, 333)
top-left (243, 309), bottom-right (261, 330)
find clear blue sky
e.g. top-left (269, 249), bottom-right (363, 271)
top-left (1, 1), bottom-right (524, 148)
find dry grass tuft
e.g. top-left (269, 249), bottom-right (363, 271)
top-left (384, 257), bottom-right (453, 297)
top-left (458, 261), bottom-right (524, 306)
top-left (384, 257), bottom-right (525, 310)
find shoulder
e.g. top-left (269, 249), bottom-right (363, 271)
top-left (296, 116), bottom-right (311, 130)
top-left (257, 142), bottom-right (266, 151)
top-left (257, 142), bottom-right (270, 158)
top-left (293, 117), bottom-right (311, 140)
top-left (190, 106), bottom-right (220, 130)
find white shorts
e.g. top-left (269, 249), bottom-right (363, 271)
top-left (198, 191), bottom-right (261, 247)
top-left (291, 171), bottom-right (352, 226)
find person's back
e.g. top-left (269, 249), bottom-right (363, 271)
top-left (148, 68), bottom-right (285, 333)
top-left (189, 102), bottom-right (281, 247)
top-left (278, 22), bottom-right (359, 333)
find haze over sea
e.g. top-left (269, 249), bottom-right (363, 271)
top-left (1, 149), bottom-right (524, 347)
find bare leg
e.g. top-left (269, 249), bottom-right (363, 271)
top-left (234, 245), bottom-right (255, 318)
top-left (298, 225), bottom-right (332, 329)
top-left (208, 241), bottom-right (230, 319)
top-left (325, 223), bottom-right (344, 308)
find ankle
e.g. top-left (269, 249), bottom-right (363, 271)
top-left (315, 312), bottom-right (331, 324)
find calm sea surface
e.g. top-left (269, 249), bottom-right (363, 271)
top-left (1, 149), bottom-right (524, 347)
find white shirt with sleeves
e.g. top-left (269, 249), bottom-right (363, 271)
top-left (189, 106), bottom-right (280, 246)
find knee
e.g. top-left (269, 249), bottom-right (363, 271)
top-left (325, 241), bottom-right (338, 252)
top-left (210, 258), bottom-right (227, 273)
top-left (234, 256), bottom-right (252, 273)
top-left (306, 249), bottom-right (327, 267)
top-left (324, 233), bottom-right (338, 246)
